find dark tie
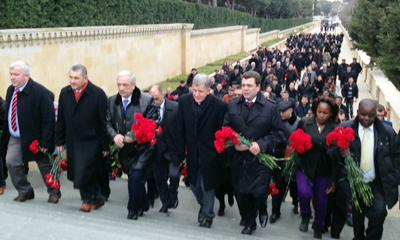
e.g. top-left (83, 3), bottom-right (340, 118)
top-left (246, 101), bottom-right (254, 108)
top-left (11, 89), bottom-right (19, 132)
top-left (122, 99), bottom-right (129, 112)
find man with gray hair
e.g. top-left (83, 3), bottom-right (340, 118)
top-left (176, 73), bottom-right (227, 228)
top-left (106, 70), bottom-right (156, 220)
top-left (0, 61), bottom-right (59, 203)
top-left (56, 64), bottom-right (108, 212)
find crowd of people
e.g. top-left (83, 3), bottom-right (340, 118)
top-left (0, 31), bottom-right (399, 240)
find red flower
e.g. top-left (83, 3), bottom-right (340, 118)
top-left (51, 181), bottom-right (60, 190)
top-left (157, 126), bottom-right (163, 136)
top-left (131, 113), bottom-right (158, 144)
top-left (60, 159), bottom-right (68, 171)
top-left (45, 173), bottom-right (54, 185)
top-left (289, 129), bottom-right (313, 154)
top-left (29, 140), bottom-right (40, 154)
top-left (181, 165), bottom-right (188, 177)
top-left (268, 183), bottom-right (280, 197)
top-left (214, 127), bottom-right (239, 153)
top-left (326, 127), bottom-right (355, 150)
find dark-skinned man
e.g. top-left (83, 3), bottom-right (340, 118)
top-left (330, 99), bottom-right (398, 239)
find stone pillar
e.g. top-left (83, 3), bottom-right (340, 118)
top-left (181, 24), bottom-right (194, 75)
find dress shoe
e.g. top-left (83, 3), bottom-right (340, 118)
top-left (269, 213), bottom-right (280, 224)
top-left (293, 206), bottom-right (299, 214)
top-left (241, 224), bottom-right (256, 235)
top-left (159, 205), bottom-right (168, 213)
top-left (313, 227), bottom-right (322, 239)
top-left (127, 211), bottom-right (138, 220)
top-left (259, 212), bottom-right (268, 228)
top-left (13, 191), bottom-right (34, 202)
top-left (199, 219), bottom-right (212, 228)
top-left (79, 203), bottom-right (92, 212)
top-left (169, 198), bottom-right (179, 209)
top-left (91, 200), bottom-right (105, 210)
top-left (48, 194), bottom-right (60, 204)
top-left (299, 217), bottom-right (310, 232)
top-left (197, 207), bottom-right (204, 223)
top-left (0, 185), bottom-right (5, 195)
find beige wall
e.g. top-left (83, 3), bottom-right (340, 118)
top-left (0, 22), bottom-right (314, 98)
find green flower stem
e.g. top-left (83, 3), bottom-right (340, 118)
top-left (237, 134), bottom-right (280, 170)
top-left (344, 155), bottom-right (374, 212)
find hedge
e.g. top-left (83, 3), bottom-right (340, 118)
top-left (0, 0), bottom-right (311, 32)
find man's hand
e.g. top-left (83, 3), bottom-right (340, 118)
top-left (326, 183), bottom-right (336, 194)
top-left (40, 147), bottom-right (48, 154)
top-left (234, 144), bottom-right (249, 152)
top-left (340, 148), bottom-right (350, 158)
top-left (124, 135), bottom-right (134, 143)
top-left (113, 134), bottom-right (125, 148)
top-left (57, 146), bottom-right (64, 153)
top-left (249, 142), bottom-right (261, 156)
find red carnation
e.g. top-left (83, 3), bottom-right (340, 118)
top-left (157, 126), bottom-right (163, 136)
top-left (45, 173), bottom-right (54, 185)
top-left (289, 129), bottom-right (313, 154)
top-left (269, 183), bottom-right (280, 197)
top-left (326, 127), bottom-right (355, 150)
top-left (214, 127), bottom-right (239, 153)
top-left (29, 140), bottom-right (40, 154)
top-left (51, 181), bottom-right (60, 190)
top-left (60, 159), bottom-right (68, 171)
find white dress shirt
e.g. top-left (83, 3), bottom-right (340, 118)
top-left (8, 83), bottom-right (28, 138)
top-left (358, 124), bottom-right (375, 182)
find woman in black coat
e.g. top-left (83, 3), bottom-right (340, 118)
top-left (296, 97), bottom-right (338, 238)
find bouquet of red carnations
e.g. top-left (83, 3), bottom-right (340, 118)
top-left (29, 140), bottom-right (67, 190)
top-left (282, 129), bottom-right (313, 196)
top-left (269, 182), bottom-right (280, 197)
top-left (326, 126), bottom-right (373, 211)
top-left (214, 127), bottom-right (280, 170)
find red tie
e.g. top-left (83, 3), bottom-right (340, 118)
top-left (11, 89), bottom-right (19, 132)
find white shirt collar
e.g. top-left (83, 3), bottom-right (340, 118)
top-left (160, 99), bottom-right (165, 109)
top-left (122, 95), bottom-right (132, 103)
top-left (246, 96), bottom-right (257, 103)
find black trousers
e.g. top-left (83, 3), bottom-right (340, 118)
top-left (238, 192), bottom-right (267, 227)
top-left (271, 167), bottom-right (298, 215)
top-left (153, 156), bottom-right (180, 207)
top-left (80, 181), bottom-right (104, 204)
top-left (128, 169), bottom-right (149, 214)
top-left (329, 180), bottom-right (351, 238)
top-left (352, 181), bottom-right (387, 240)
top-left (0, 156), bottom-right (6, 187)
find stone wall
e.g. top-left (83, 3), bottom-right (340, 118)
top-left (0, 21), bottom-right (315, 98)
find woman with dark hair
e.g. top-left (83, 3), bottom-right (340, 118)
top-left (296, 97), bottom-right (339, 238)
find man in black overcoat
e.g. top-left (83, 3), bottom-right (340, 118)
top-left (176, 73), bottom-right (227, 228)
top-left (224, 71), bottom-right (287, 235)
top-left (55, 64), bottom-right (108, 212)
top-left (0, 61), bottom-right (58, 202)
top-left (329, 99), bottom-right (399, 239)
top-left (149, 85), bottom-right (180, 214)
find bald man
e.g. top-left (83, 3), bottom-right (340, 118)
top-left (149, 85), bottom-right (180, 214)
top-left (330, 99), bottom-right (398, 239)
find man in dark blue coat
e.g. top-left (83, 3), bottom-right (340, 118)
top-left (0, 61), bottom-right (58, 203)
top-left (176, 73), bottom-right (227, 228)
top-left (224, 71), bottom-right (287, 235)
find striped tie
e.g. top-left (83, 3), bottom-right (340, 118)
top-left (11, 89), bottom-right (19, 132)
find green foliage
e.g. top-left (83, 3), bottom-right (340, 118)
top-left (349, 0), bottom-right (400, 88)
top-left (0, 0), bottom-right (311, 32)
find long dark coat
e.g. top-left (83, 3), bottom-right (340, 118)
top-left (224, 92), bottom-right (287, 195)
top-left (0, 79), bottom-right (55, 167)
top-left (55, 82), bottom-right (108, 189)
top-left (176, 94), bottom-right (226, 191)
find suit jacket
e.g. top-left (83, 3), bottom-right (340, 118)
top-left (0, 79), bottom-right (55, 165)
top-left (106, 87), bottom-right (155, 172)
top-left (55, 81), bottom-right (108, 188)
top-left (225, 92), bottom-right (287, 194)
top-left (154, 98), bottom-right (180, 166)
top-left (176, 94), bottom-right (227, 191)
top-left (334, 119), bottom-right (399, 208)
